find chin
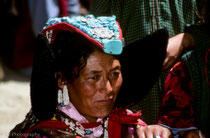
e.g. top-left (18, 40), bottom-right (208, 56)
top-left (94, 109), bottom-right (112, 118)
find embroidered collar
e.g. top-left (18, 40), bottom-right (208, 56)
top-left (58, 101), bottom-right (103, 123)
top-left (57, 102), bottom-right (108, 137)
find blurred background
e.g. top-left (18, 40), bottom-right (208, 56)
top-left (0, 66), bottom-right (30, 137)
top-left (0, 0), bottom-right (90, 137)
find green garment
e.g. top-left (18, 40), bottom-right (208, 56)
top-left (90, 0), bottom-right (197, 44)
top-left (182, 24), bottom-right (210, 137)
top-left (90, 0), bottom-right (198, 124)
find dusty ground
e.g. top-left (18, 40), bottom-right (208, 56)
top-left (0, 66), bottom-right (31, 138)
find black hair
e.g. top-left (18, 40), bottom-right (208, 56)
top-left (30, 31), bottom-right (101, 120)
top-left (52, 31), bottom-right (100, 82)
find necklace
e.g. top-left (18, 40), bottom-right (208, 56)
top-left (61, 116), bottom-right (109, 137)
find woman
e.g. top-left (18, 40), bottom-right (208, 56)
top-left (10, 15), bottom-right (170, 137)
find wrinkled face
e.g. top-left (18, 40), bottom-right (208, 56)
top-left (68, 51), bottom-right (123, 122)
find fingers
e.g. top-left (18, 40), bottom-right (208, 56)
top-left (153, 125), bottom-right (170, 138)
top-left (162, 56), bottom-right (176, 71)
top-left (163, 33), bottom-right (186, 71)
top-left (160, 127), bottom-right (171, 138)
top-left (136, 125), bottom-right (171, 138)
top-left (162, 57), bottom-right (169, 71)
top-left (136, 126), bottom-right (151, 138)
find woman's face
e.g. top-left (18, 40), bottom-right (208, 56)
top-left (68, 51), bottom-right (123, 122)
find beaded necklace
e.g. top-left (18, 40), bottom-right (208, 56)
top-left (55, 111), bottom-right (109, 137)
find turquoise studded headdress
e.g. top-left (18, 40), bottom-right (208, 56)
top-left (42, 15), bottom-right (123, 55)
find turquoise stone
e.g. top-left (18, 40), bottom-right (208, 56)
top-left (103, 40), bottom-right (123, 55)
top-left (85, 130), bottom-right (92, 135)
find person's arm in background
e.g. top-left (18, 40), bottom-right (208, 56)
top-left (158, 61), bottom-right (206, 138)
top-left (163, 23), bottom-right (210, 71)
top-left (162, 33), bottom-right (195, 70)
top-left (162, 0), bottom-right (210, 71)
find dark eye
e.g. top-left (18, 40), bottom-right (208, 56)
top-left (89, 75), bottom-right (100, 80)
top-left (109, 71), bottom-right (120, 79)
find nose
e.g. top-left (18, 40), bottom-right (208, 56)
top-left (100, 79), bottom-right (113, 94)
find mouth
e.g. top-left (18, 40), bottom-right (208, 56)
top-left (94, 99), bottom-right (113, 105)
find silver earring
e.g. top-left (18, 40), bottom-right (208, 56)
top-left (63, 85), bottom-right (69, 106)
top-left (57, 84), bottom-right (69, 107)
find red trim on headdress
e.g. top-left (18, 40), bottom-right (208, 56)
top-left (42, 21), bottom-right (123, 50)
top-left (116, 21), bottom-right (123, 41)
top-left (42, 23), bottom-right (103, 50)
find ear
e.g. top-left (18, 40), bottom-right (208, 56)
top-left (57, 72), bottom-right (65, 89)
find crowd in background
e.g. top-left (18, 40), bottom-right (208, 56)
top-left (0, 0), bottom-right (91, 80)
top-left (0, 0), bottom-right (209, 137)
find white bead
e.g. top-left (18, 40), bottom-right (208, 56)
top-left (57, 89), bottom-right (63, 104)
top-left (63, 85), bottom-right (70, 106)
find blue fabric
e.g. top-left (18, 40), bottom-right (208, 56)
top-left (28, 0), bottom-right (50, 35)
top-left (159, 123), bottom-right (197, 138)
top-left (67, 0), bottom-right (80, 16)
top-left (28, 0), bottom-right (80, 35)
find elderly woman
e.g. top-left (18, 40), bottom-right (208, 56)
top-left (10, 15), bottom-right (170, 137)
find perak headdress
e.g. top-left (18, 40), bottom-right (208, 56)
top-left (42, 15), bottom-right (123, 55)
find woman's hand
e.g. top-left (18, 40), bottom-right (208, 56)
top-left (162, 33), bottom-right (195, 71)
top-left (136, 125), bottom-right (171, 138)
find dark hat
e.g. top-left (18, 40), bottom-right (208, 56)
top-left (115, 28), bottom-right (168, 107)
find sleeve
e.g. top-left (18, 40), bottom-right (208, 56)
top-left (184, 24), bottom-right (210, 49)
top-left (157, 61), bottom-right (197, 135)
top-left (89, 0), bottom-right (111, 16)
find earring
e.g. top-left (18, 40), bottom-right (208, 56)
top-left (63, 85), bottom-right (69, 105)
top-left (57, 84), bottom-right (69, 107)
